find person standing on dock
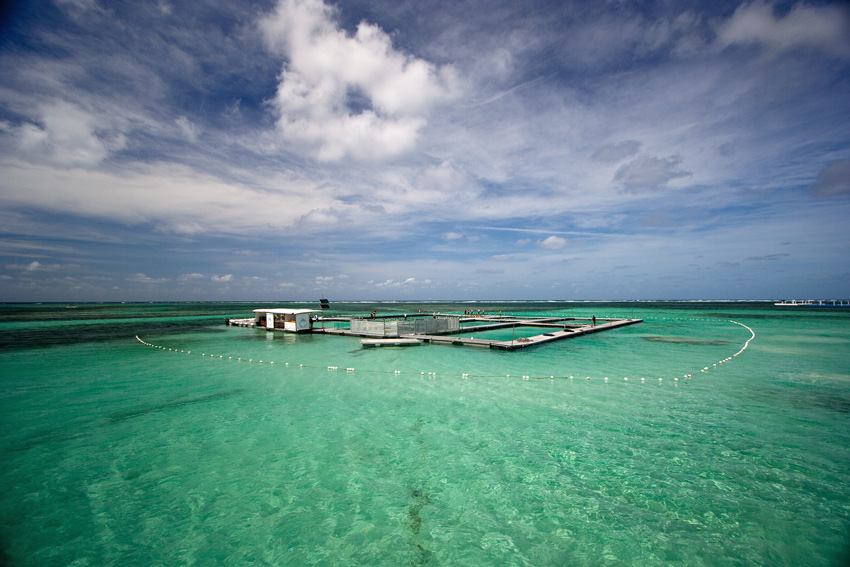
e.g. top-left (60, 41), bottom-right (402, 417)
top-left (592, 316), bottom-right (596, 326)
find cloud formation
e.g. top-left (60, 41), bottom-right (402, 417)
top-left (810, 159), bottom-right (850, 197)
top-left (260, 0), bottom-right (460, 161)
top-left (128, 273), bottom-right (168, 284)
top-left (593, 140), bottom-right (642, 163)
top-left (0, 0), bottom-right (847, 301)
top-left (12, 101), bottom-right (126, 168)
top-left (615, 156), bottom-right (691, 193)
top-left (538, 236), bottom-right (567, 250)
top-left (715, 1), bottom-right (850, 57)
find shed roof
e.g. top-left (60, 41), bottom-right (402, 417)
top-left (253, 308), bottom-right (320, 315)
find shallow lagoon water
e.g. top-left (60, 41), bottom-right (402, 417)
top-left (1, 301), bottom-right (849, 566)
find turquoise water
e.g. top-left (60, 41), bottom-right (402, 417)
top-left (1, 301), bottom-right (849, 566)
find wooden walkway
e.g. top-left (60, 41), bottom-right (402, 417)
top-left (317, 315), bottom-right (642, 350)
top-left (410, 318), bottom-right (642, 350)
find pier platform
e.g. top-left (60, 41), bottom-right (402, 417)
top-left (411, 318), bottom-right (642, 350)
top-left (228, 309), bottom-right (641, 350)
top-left (360, 338), bottom-right (423, 347)
top-left (317, 314), bottom-right (642, 350)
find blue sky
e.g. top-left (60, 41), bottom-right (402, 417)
top-left (0, 0), bottom-right (848, 301)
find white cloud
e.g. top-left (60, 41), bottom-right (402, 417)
top-left (593, 140), bottom-right (642, 163)
top-left (444, 232), bottom-right (464, 240)
top-left (260, 0), bottom-right (460, 161)
top-left (538, 235), bottom-right (567, 250)
top-left (316, 274), bottom-right (349, 284)
top-left (127, 273), bottom-right (167, 284)
top-left (13, 101), bottom-right (126, 168)
top-left (54, 0), bottom-right (100, 17)
top-left (715, 1), bottom-right (850, 58)
top-left (178, 273), bottom-right (205, 281)
top-left (175, 116), bottom-right (199, 142)
top-left (211, 274), bottom-right (233, 282)
top-left (373, 277), bottom-right (415, 287)
top-left (0, 160), bottom-right (347, 235)
top-left (614, 156), bottom-right (691, 192)
top-left (810, 159), bottom-right (850, 197)
top-left (7, 261), bottom-right (41, 271)
top-left (5, 260), bottom-right (78, 272)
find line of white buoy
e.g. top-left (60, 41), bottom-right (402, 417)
top-left (135, 319), bottom-right (754, 383)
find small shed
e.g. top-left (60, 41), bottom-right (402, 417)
top-left (253, 308), bottom-right (320, 333)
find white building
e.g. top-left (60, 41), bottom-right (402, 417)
top-left (253, 308), bottom-right (320, 333)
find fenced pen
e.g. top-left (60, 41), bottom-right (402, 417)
top-left (350, 316), bottom-right (460, 337)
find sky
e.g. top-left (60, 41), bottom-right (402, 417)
top-left (0, 0), bottom-right (849, 302)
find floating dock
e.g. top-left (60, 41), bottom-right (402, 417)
top-left (229, 310), bottom-right (641, 350)
top-left (411, 317), bottom-right (641, 350)
top-left (360, 338), bottom-right (423, 347)
top-left (321, 314), bottom-right (641, 350)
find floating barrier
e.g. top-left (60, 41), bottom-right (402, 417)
top-left (134, 319), bottom-right (755, 384)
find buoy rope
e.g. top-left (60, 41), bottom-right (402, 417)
top-left (135, 319), bottom-right (755, 383)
